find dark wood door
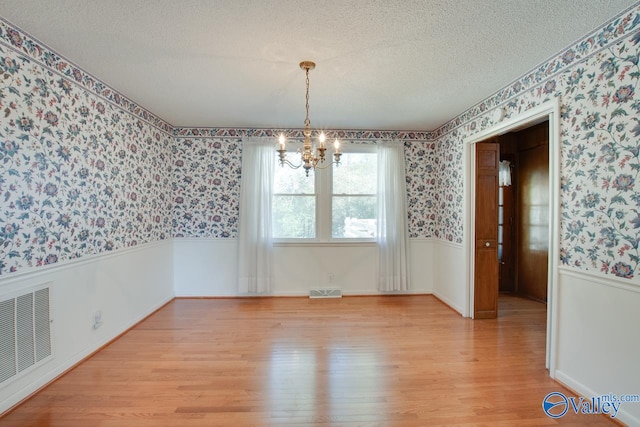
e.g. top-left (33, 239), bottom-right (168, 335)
top-left (474, 142), bottom-right (499, 319)
top-left (517, 142), bottom-right (549, 302)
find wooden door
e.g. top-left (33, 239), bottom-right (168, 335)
top-left (516, 127), bottom-right (549, 302)
top-left (474, 142), bottom-right (499, 319)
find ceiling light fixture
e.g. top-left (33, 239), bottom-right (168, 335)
top-left (277, 61), bottom-right (342, 176)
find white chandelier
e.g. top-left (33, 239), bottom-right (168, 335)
top-left (277, 61), bottom-right (342, 176)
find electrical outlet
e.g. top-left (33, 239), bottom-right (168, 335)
top-left (328, 273), bottom-right (335, 283)
top-left (93, 310), bottom-right (103, 330)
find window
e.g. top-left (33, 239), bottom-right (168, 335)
top-left (272, 156), bottom-right (316, 238)
top-left (272, 146), bottom-right (378, 240)
top-left (332, 152), bottom-right (377, 238)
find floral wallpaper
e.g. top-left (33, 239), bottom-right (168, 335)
top-left (171, 137), bottom-right (434, 239)
top-left (0, 20), bottom-right (172, 134)
top-left (433, 132), bottom-right (464, 243)
top-left (0, 30), bottom-right (173, 276)
top-left (3, 3), bottom-right (639, 280)
top-left (172, 138), bottom-right (242, 238)
top-left (434, 5), bottom-right (640, 279)
top-left (171, 128), bottom-right (434, 239)
top-left (405, 141), bottom-right (435, 238)
top-left (0, 7), bottom-right (434, 276)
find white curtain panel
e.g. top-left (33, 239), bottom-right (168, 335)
top-left (237, 137), bottom-right (274, 294)
top-left (377, 141), bottom-right (410, 292)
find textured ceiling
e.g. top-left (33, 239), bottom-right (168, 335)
top-left (0, 0), bottom-right (637, 131)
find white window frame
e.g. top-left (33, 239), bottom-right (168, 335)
top-left (273, 143), bottom-right (377, 244)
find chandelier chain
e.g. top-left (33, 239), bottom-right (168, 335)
top-left (276, 60), bottom-right (342, 176)
top-left (304, 67), bottom-right (310, 127)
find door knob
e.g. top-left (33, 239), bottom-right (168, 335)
top-left (485, 242), bottom-right (490, 247)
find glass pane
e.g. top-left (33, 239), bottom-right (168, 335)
top-left (498, 244), bottom-right (503, 261)
top-left (333, 153), bottom-right (377, 195)
top-left (498, 186), bottom-right (504, 204)
top-left (498, 224), bottom-right (503, 243)
top-left (273, 195), bottom-right (315, 238)
top-left (498, 206), bottom-right (503, 224)
top-left (274, 156), bottom-right (314, 194)
top-left (332, 196), bottom-right (376, 238)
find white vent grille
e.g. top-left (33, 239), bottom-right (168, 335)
top-left (0, 299), bottom-right (16, 383)
top-left (309, 289), bottom-right (342, 298)
top-left (0, 287), bottom-right (52, 386)
top-left (16, 294), bottom-right (35, 372)
top-left (34, 288), bottom-right (52, 363)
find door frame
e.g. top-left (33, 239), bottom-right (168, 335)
top-left (463, 99), bottom-right (560, 376)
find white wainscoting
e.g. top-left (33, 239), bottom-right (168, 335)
top-left (173, 238), bottom-right (434, 296)
top-left (5, 237), bottom-right (638, 425)
top-left (173, 238), bottom-right (239, 296)
top-left (0, 240), bottom-right (174, 415)
top-left (554, 267), bottom-right (640, 426)
top-left (431, 239), bottom-right (465, 315)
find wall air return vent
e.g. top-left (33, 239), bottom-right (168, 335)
top-left (0, 286), bottom-right (52, 387)
top-left (309, 288), bottom-right (342, 298)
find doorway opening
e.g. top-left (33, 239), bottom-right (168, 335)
top-left (464, 100), bottom-right (560, 375)
top-left (498, 121), bottom-right (549, 304)
top-left (472, 122), bottom-right (550, 318)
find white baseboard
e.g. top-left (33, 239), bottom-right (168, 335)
top-left (432, 290), bottom-right (463, 315)
top-left (1, 295), bottom-right (174, 415)
top-left (0, 240), bottom-right (175, 415)
top-left (555, 370), bottom-right (640, 426)
top-left (179, 290), bottom-right (434, 298)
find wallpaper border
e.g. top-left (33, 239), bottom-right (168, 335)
top-left (0, 17), bottom-right (434, 142)
top-left (173, 127), bottom-right (433, 141)
top-left (0, 17), bottom-right (174, 135)
top-left (431, 2), bottom-right (640, 138)
top-left (3, 3), bottom-right (637, 142)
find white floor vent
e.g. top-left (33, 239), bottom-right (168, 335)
top-left (309, 289), bottom-right (342, 298)
top-left (0, 287), bottom-right (52, 386)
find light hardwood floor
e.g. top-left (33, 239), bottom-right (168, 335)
top-left (1, 295), bottom-right (618, 426)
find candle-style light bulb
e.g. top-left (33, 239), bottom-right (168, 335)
top-left (334, 139), bottom-right (340, 152)
top-left (278, 134), bottom-right (286, 150)
top-left (319, 132), bottom-right (326, 148)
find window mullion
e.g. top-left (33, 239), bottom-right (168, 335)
top-left (316, 166), bottom-right (331, 240)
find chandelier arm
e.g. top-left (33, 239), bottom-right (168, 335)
top-left (312, 161), bottom-right (341, 170)
top-left (279, 159), bottom-right (303, 169)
